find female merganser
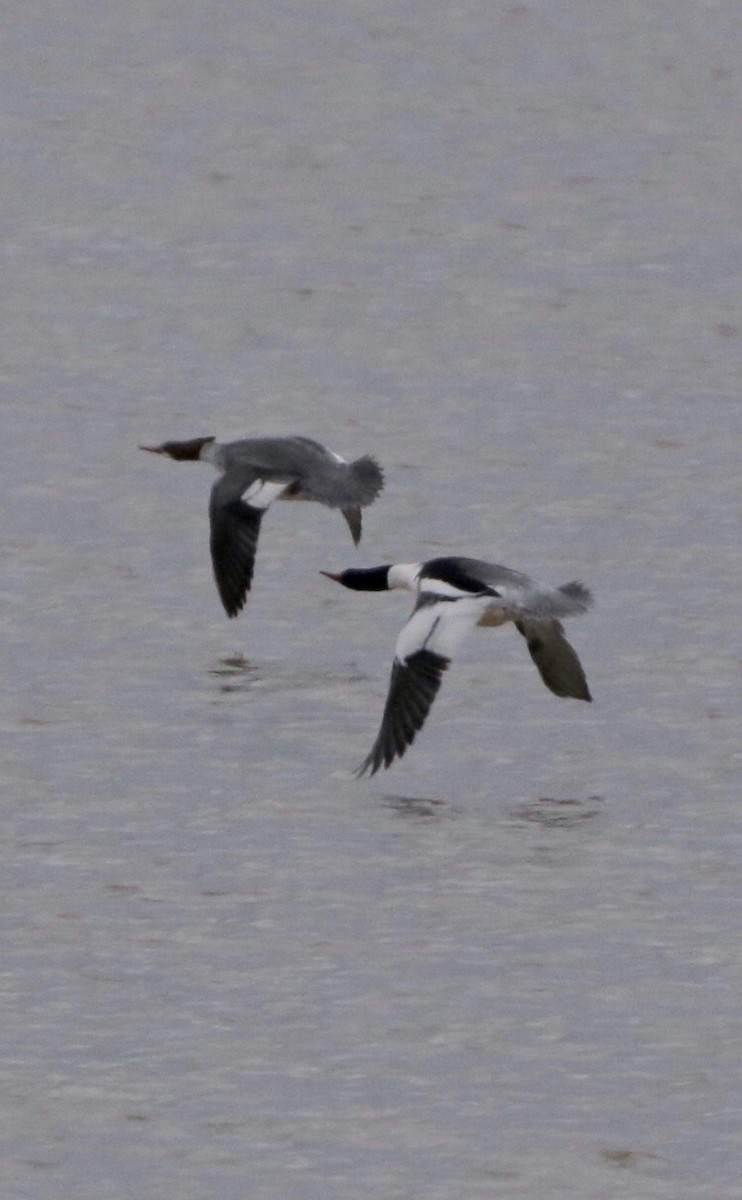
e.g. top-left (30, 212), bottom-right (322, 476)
top-left (141, 435), bottom-right (384, 617)
top-left (321, 557), bottom-right (593, 776)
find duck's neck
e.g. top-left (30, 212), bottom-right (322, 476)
top-left (198, 439), bottom-right (221, 467)
top-left (387, 563), bottom-right (422, 592)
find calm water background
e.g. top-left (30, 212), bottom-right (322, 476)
top-left (2, 2), bottom-right (741, 1196)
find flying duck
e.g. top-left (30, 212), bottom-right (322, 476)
top-left (141, 435), bottom-right (384, 617)
top-left (321, 556), bottom-right (593, 775)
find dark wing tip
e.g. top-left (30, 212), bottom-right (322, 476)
top-left (577, 678), bottom-right (593, 702)
top-left (224, 594), bottom-right (246, 619)
top-left (355, 649), bottom-right (450, 776)
top-left (341, 507), bottom-right (362, 545)
top-left (354, 751), bottom-right (380, 779)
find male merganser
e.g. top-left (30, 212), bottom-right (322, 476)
top-left (321, 557), bottom-right (593, 776)
top-left (141, 435), bottom-right (384, 617)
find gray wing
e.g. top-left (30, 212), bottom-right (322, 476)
top-left (356, 649), bottom-right (450, 777)
top-left (209, 478), bottom-right (265, 617)
top-left (441, 559), bottom-right (593, 620)
top-left (515, 619), bottom-right (592, 701)
top-left (443, 556), bottom-right (534, 591)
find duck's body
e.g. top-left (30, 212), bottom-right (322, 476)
top-left (141, 435), bottom-right (384, 617)
top-left (322, 556), bottom-right (593, 776)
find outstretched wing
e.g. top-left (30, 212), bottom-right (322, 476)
top-left (356, 593), bottom-right (491, 775)
top-left (209, 475), bottom-right (288, 617)
top-left (209, 498), bottom-right (264, 617)
top-left (515, 618), bottom-right (592, 701)
top-left (355, 649), bottom-right (450, 776)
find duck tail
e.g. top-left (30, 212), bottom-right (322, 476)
top-left (556, 581), bottom-right (593, 614)
top-left (349, 455), bottom-right (385, 506)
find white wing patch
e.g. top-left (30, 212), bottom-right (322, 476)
top-left (243, 479), bottom-right (291, 510)
top-left (394, 596), bottom-right (493, 664)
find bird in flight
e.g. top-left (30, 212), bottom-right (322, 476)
top-left (141, 435), bottom-right (384, 617)
top-left (322, 556), bottom-right (593, 775)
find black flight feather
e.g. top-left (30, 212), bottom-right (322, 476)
top-left (356, 648), bottom-right (450, 777)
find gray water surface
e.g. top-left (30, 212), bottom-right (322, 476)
top-left (2, 2), bottom-right (741, 1197)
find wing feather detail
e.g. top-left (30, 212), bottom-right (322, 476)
top-left (515, 618), bottom-right (592, 701)
top-left (209, 497), bottom-right (264, 617)
top-left (355, 649), bottom-right (450, 776)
